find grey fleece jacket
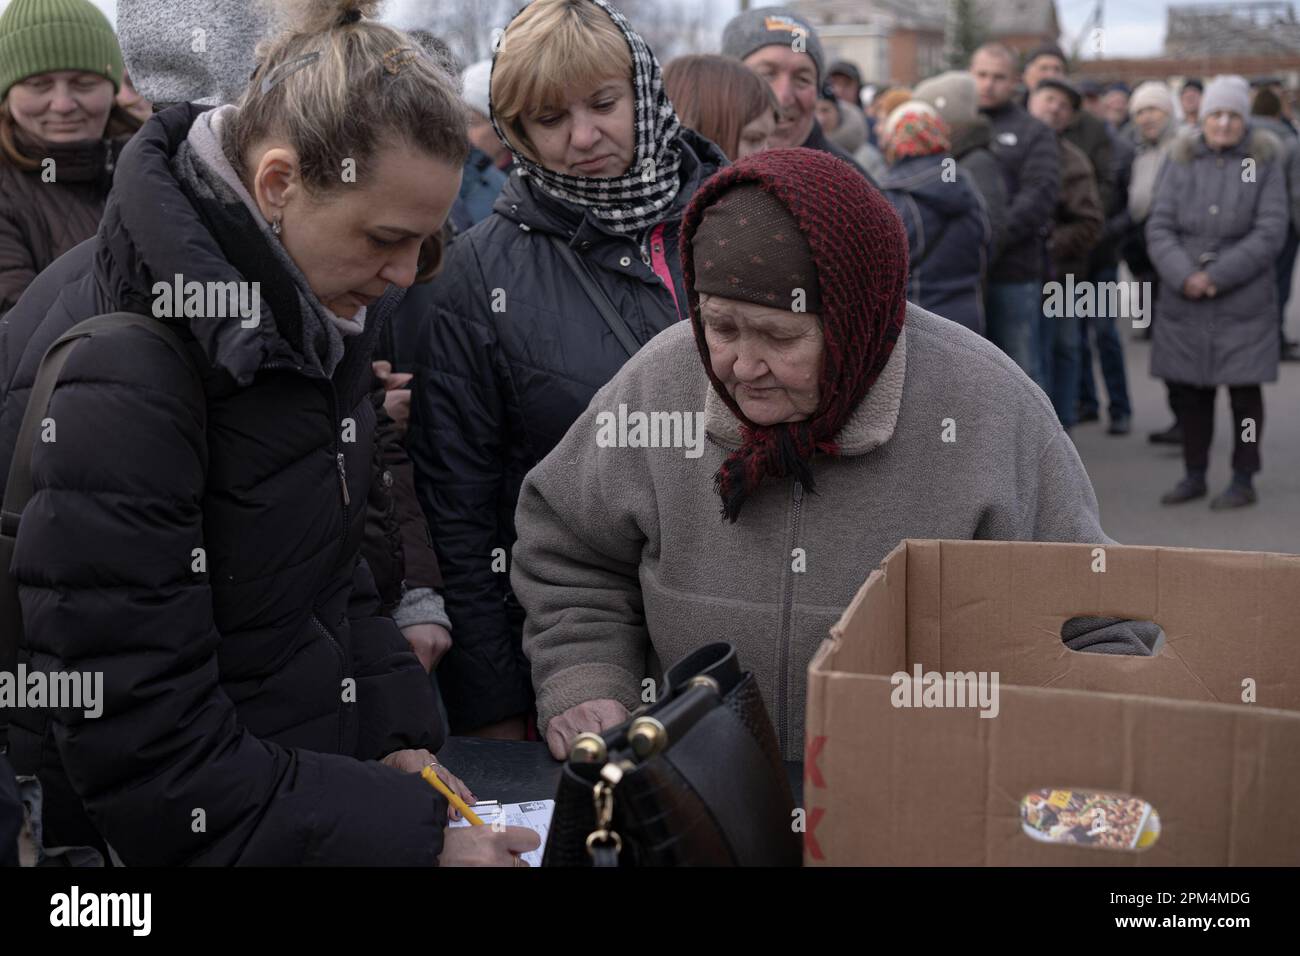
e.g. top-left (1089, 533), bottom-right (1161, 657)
top-left (511, 305), bottom-right (1110, 760)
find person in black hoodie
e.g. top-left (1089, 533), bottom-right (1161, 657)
top-left (407, 0), bottom-right (726, 739)
top-left (971, 42), bottom-right (1061, 386)
top-left (0, 0), bottom-right (536, 866)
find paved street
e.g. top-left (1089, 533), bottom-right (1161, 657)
top-left (1072, 282), bottom-right (1300, 555)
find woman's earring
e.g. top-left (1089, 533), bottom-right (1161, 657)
top-left (271, 217), bottom-right (282, 238)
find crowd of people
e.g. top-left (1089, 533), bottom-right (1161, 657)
top-left (0, 0), bottom-right (1292, 867)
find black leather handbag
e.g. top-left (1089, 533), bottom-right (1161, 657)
top-left (542, 642), bottom-right (801, 867)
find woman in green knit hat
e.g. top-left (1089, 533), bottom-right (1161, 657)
top-left (0, 0), bottom-right (142, 313)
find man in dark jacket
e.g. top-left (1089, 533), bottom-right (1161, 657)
top-left (1030, 78), bottom-right (1103, 431)
top-left (828, 59), bottom-right (868, 119)
top-left (1020, 46), bottom-right (1116, 216)
top-left (1078, 100), bottom-right (1138, 433)
top-left (972, 42), bottom-right (1062, 385)
top-left (408, 126), bottom-right (728, 738)
top-left (1020, 46), bottom-right (1130, 433)
top-left (0, 107), bottom-right (452, 865)
top-left (914, 69), bottom-right (1009, 262)
top-left (721, 7), bottom-right (875, 182)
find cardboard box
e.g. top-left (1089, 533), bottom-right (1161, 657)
top-left (804, 539), bottom-right (1300, 866)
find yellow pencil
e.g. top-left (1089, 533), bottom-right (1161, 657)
top-left (420, 765), bottom-right (485, 826)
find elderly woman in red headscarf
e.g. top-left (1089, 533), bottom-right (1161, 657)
top-left (511, 148), bottom-right (1108, 762)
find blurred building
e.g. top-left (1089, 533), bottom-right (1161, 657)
top-left (1074, 2), bottom-right (1300, 92)
top-left (790, 0), bottom-right (1060, 87)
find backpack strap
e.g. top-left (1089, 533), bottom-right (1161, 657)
top-left (1, 313), bottom-right (205, 749)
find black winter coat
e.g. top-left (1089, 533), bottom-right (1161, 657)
top-left (407, 129), bottom-right (726, 731)
top-left (950, 118), bottom-right (1010, 260)
top-left (881, 153), bottom-right (990, 333)
top-left (981, 101), bottom-right (1062, 283)
top-left (0, 106), bottom-right (446, 865)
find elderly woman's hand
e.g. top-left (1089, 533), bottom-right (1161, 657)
top-left (1182, 271), bottom-right (1214, 299)
top-left (545, 699), bottom-right (630, 760)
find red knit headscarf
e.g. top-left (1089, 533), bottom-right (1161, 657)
top-left (680, 148), bottom-right (909, 522)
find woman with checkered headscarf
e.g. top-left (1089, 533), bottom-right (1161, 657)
top-left (408, 0), bottom-right (729, 739)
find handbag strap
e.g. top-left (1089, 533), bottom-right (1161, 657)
top-left (1, 314), bottom-right (205, 717)
top-left (549, 235), bottom-right (643, 359)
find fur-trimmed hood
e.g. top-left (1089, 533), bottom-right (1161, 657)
top-left (1170, 124), bottom-right (1283, 165)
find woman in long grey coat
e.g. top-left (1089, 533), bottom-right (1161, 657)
top-left (1146, 75), bottom-right (1288, 509)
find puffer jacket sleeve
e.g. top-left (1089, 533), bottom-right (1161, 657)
top-left (409, 236), bottom-right (534, 730)
top-left (1203, 151), bottom-right (1288, 295)
top-left (12, 325), bottom-right (446, 866)
top-left (1001, 118), bottom-right (1061, 250)
top-left (0, 203), bottom-right (38, 316)
top-left (346, 554), bottom-right (446, 759)
top-left (967, 156), bottom-right (1009, 259)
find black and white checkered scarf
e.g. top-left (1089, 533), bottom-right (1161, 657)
top-left (490, 0), bottom-right (683, 235)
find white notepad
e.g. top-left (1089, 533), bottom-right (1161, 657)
top-left (448, 799), bottom-right (553, 867)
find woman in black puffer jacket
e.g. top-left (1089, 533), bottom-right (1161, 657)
top-left (407, 0), bottom-right (726, 738)
top-left (0, 2), bottom-right (533, 867)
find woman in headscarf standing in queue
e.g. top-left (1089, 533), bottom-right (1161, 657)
top-left (408, 0), bottom-right (727, 740)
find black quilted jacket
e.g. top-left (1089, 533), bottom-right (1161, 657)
top-left (0, 105), bottom-right (447, 865)
top-left (405, 129), bottom-right (727, 731)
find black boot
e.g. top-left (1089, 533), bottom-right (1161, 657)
top-left (1148, 422), bottom-right (1183, 445)
top-left (1210, 477), bottom-right (1258, 510)
top-left (1160, 474), bottom-right (1207, 505)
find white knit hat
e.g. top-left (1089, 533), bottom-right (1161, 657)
top-left (1128, 81), bottom-right (1174, 118)
top-left (461, 59), bottom-right (492, 120)
top-left (1200, 75), bottom-right (1251, 121)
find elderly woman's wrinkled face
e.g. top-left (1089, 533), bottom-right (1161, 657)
top-left (519, 76), bottom-right (636, 178)
top-left (700, 294), bottom-right (823, 426)
top-left (1203, 110), bottom-right (1245, 151)
top-left (6, 70), bottom-right (115, 143)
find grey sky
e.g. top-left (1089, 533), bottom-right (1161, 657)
top-left (20, 0), bottom-right (1171, 57)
